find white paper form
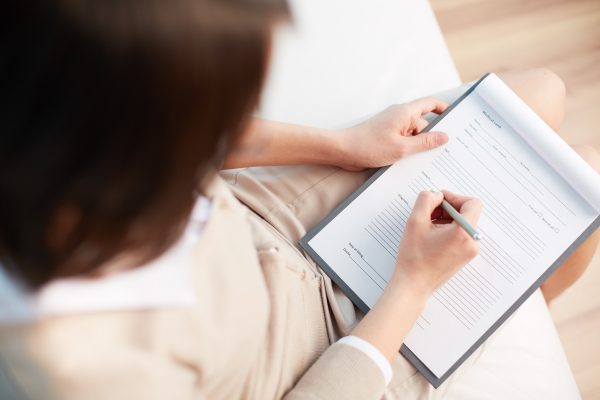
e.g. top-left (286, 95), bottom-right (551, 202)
top-left (307, 76), bottom-right (600, 378)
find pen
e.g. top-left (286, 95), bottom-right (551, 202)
top-left (436, 194), bottom-right (482, 241)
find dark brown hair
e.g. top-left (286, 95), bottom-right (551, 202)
top-left (0, 0), bottom-right (288, 289)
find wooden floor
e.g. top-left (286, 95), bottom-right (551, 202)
top-left (429, 0), bottom-right (600, 397)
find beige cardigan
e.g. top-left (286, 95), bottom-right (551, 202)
top-left (0, 176), bottom-right (386, 399)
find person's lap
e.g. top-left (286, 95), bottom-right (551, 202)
top-left (220, 76), bottom-right (581, 398)
top-left (221, 165), bottom-right (579, 398)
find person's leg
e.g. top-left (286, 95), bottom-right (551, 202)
top-left (220, 164), bottom-right (376, 244)
top-left (541, 145), bottom-right (600, 302)
top-left (496, 68), bottom-right (566, 131)
top-left (496, 68), bottom-right (600, 303)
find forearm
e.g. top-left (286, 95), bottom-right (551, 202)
top-left (351, 273), bottom-right (430, 362)
top-left (223, 118), bottom-right (345, 169)
top-left (352, 190), bottom-right (481, 363)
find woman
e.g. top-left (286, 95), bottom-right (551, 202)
top-left (1, 0), bottom-right (598, 399)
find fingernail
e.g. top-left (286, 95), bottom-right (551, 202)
top-left (437, 132), bottom-right (449, 143)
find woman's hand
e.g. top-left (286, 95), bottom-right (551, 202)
top-left (393, 190), bottom-right (481, 296)
top-left (333, 97), bottom-right (449, 171)
top-left (351, 190), bottom-right (481, 362)
top-left (223, 97), bottom-right (448, 170)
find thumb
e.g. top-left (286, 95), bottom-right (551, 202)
top-left (404, 131), bottom-right (448, 154)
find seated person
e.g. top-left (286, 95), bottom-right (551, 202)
top-left (0, 0), bottom-right (597, 398)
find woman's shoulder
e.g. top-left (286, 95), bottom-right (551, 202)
top-left (0, 176), bottom-right (273, 398)
top-left (0, 253), bottom-right (270, 399)
top-left (1, 310), bottom-right (204, 400)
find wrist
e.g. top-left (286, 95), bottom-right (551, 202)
top-left (351, 268), bottom-right (431, 362)
top-left (317, 129), bottom-right (351, 166)
top-left (389, 268), bottom-right (433, 305)
top-left (279, 124), bottom-right (346, 166)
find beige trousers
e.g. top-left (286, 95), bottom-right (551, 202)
top-left (220, 85), bottom-right (581, 399)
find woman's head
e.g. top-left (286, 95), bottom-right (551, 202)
top-left (0, 0), bottom-right (288, 289)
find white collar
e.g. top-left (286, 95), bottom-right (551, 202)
top-left (0, 197), bottom-right (212, 325)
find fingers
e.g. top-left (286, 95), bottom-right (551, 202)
top-left (431, 205), bottom-right (450, 221)
top-left (404, 131), bottom-right (448, 154)
top-left (441, 190), bottom-right (482, 226)
top-left (415, 118), bottom-right (429, 133)
top-left (409, 97), bottom-right (448, 116)
top-left (411, 191), bottom-right (444, 221)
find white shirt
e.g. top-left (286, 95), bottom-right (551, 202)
top-left (0, 196), bottom-right (392, 385)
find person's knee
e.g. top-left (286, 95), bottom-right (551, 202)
top-left (572, 144), bottom-right (600, 173)
top-left (526, 68), bottom-right (566, 130)
top-left (500, 68), bottom-right (566, 131)
top-left (531, 68), bottom-right (566, 98)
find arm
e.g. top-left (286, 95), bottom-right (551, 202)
top-left (230, 98), bottom-right (480, 399)
top-left (286, 191), bottom-right (481, 399)
top-left (350, 190), bottom-right (481, 361)
top-left (223, 119), bottom-right (343, 169)
top-left (223, 97), bottom-right (450, 171)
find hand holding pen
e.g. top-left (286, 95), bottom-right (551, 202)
top-left (392, 190), bottom-right (482, 295)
